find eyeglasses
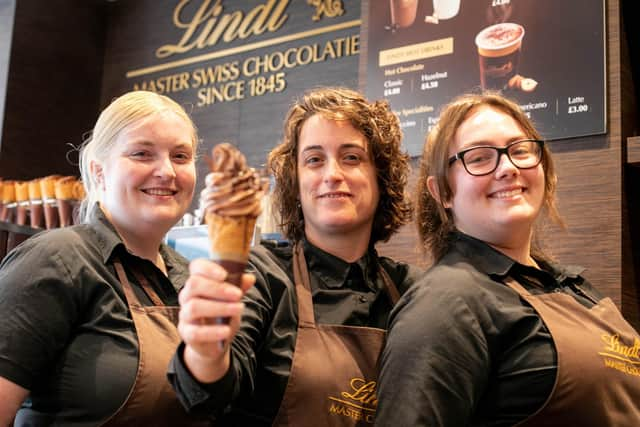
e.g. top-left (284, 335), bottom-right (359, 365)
top-left (448, 139), bottom-right (544, 176)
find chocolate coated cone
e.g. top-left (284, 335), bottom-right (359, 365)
top-left (43, 203), bottom-right (59, 229)
top-left (30, 204), bottom-right (44, 228)
top-left (0, 205), bottom-right (9, 222)
top-left (16, 206), bottom-right (28, 226)
top-left (57, 199), bottom-right (72, 228)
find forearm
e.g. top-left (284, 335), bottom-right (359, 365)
top-left (168, 343), bottom-right (238, 415)
top-left (184, 345), bottom-right (230, 383)
top-left (0, 376), bottom-right (28, 427)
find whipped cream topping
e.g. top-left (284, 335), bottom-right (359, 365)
top-left (200, 143), bottom-right (268, 218)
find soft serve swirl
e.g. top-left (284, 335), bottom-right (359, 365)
top-left (200, 143), bottom-right (268, 218)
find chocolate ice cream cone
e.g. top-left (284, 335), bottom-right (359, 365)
top-left (201, 143), bottom-right (268, 287)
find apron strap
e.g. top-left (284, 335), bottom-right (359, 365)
top-left (503, 276), bottom-right (534, 297)
top-left (293, 243), bottom-right (316, 328)
top-left (379, 266), bottom-right (400, 305)
top-left (113, 256), bottom-right (165, 307)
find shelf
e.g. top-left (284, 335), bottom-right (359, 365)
top-left (0, 221), bottom-right (42, 236)
top-left (628, 136), bottom-right (640, 165)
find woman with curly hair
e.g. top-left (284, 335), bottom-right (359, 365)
top-left (168, 87), bottom-right (422, 425)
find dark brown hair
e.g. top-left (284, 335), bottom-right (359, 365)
top-left (416, 92), bottom-right (563, 260)
top-left (268, 87), bottom-right (411, 245)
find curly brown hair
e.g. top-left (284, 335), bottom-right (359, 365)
top-left (416, 92), bottom-right (564, 261)
top-left (268, 87), bottom-right (412, 245)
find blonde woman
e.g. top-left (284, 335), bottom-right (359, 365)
top-left (0, 91), bottom-right (210, 426)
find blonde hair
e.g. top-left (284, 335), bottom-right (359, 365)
top-left (78, 91), bottom-right (198, 223)
top-left (416, 92), bottom-right (563, 261)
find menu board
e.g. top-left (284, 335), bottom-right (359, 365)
top-left (365, 0), bottom-right (606, 156)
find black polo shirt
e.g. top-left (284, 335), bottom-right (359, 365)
top-left (0, 206), bottom-right (188, 426)
top-left (375, 232), bottom-right (602, 427)
top-left (168, 239), bottom-right (423, 425)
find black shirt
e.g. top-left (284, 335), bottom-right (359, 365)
top-left (375, 232), bottom-right (602, 427)
top-left (168, 239), bottom-right (423, 425)
top-left (0, 206), bottom-right (188, 426)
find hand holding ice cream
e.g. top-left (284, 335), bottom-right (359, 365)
top-left (178, 143), bottom-right (265, 378)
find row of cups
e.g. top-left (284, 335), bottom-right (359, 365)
top-left (0, 175), bottom-right (85, 229)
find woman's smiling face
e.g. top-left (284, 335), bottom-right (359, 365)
top-left (297, 114), bottom-right (380, 244)
top-left (97, 111), bottom-right (196, 235)
top-left (445, 106), bottom-right (545, 247)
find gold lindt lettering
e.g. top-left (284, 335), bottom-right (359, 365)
top-left (156, 0), bottom-right (290, 59)
top-left (308, 0), bottom-right (345, 21)
top-left (341, 378), bottom-right (378, 406)
top-left (601, 333), bottom-right (640, 360)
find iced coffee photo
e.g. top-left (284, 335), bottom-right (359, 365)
top-left (390, 0), bottom-right (418, 29)
top-left (475, 22), bottom-right (525, 91)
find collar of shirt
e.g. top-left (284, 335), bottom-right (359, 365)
top-left (450, 231), bottom-right (585, 289)
top-left (87, 204), bottom-right (188, 292)
top-left (301, 238), bottom-right (378, 292)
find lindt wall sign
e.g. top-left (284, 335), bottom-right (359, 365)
top-left (122, 0), bottom-right (357, 109)
top-left (101, 0), bottom-right (361, 169)
top-left (366, 0), bottom-right (606, 155)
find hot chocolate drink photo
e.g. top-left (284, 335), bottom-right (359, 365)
top-left (475, 22), bottom-right (525, 91)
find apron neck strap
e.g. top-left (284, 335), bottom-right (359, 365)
top-left (293, 243), bottom-right (316, 327)
top-left (379, 267), bottom-right (400, 305)
top-left (503, 276), bottom-right (532, 297)
top-left (114, 256), bottom-right (165, 307)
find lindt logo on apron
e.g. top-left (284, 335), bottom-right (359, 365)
top-left (599, 333), bottom-right (640, 377)
top-left (327, 377), bottom-right (377, 424)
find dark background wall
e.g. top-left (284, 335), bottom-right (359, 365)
top-left (0, 0), bottom-right (105, 179)
top-left (0, 0), bottom-right (639, 327)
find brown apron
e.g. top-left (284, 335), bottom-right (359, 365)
top-left (100, 258), bottom-right (209, 427)
top-left (272, 244), bottom-right (399, 426)
top-left (505, 278), bottom-right (640, 427)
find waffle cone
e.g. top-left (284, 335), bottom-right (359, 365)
top-left (15, 182), bottom-right (29, 202)
top-left (28, 179), bottom-right (42, 200)
top-left (206, 212), bottom-right (256, 286)
top-left (40, 175), bottom-right (61, 199)
top-left (55, 176), bottom-right (76, 200)
top-left (1, 180), bottom-right (15, 204)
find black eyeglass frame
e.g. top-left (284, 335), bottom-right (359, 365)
top-left (447, 139), bottom-right (545, 176)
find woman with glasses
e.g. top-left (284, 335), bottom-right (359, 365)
top-left (375, 92), bottom-right (640, 426)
